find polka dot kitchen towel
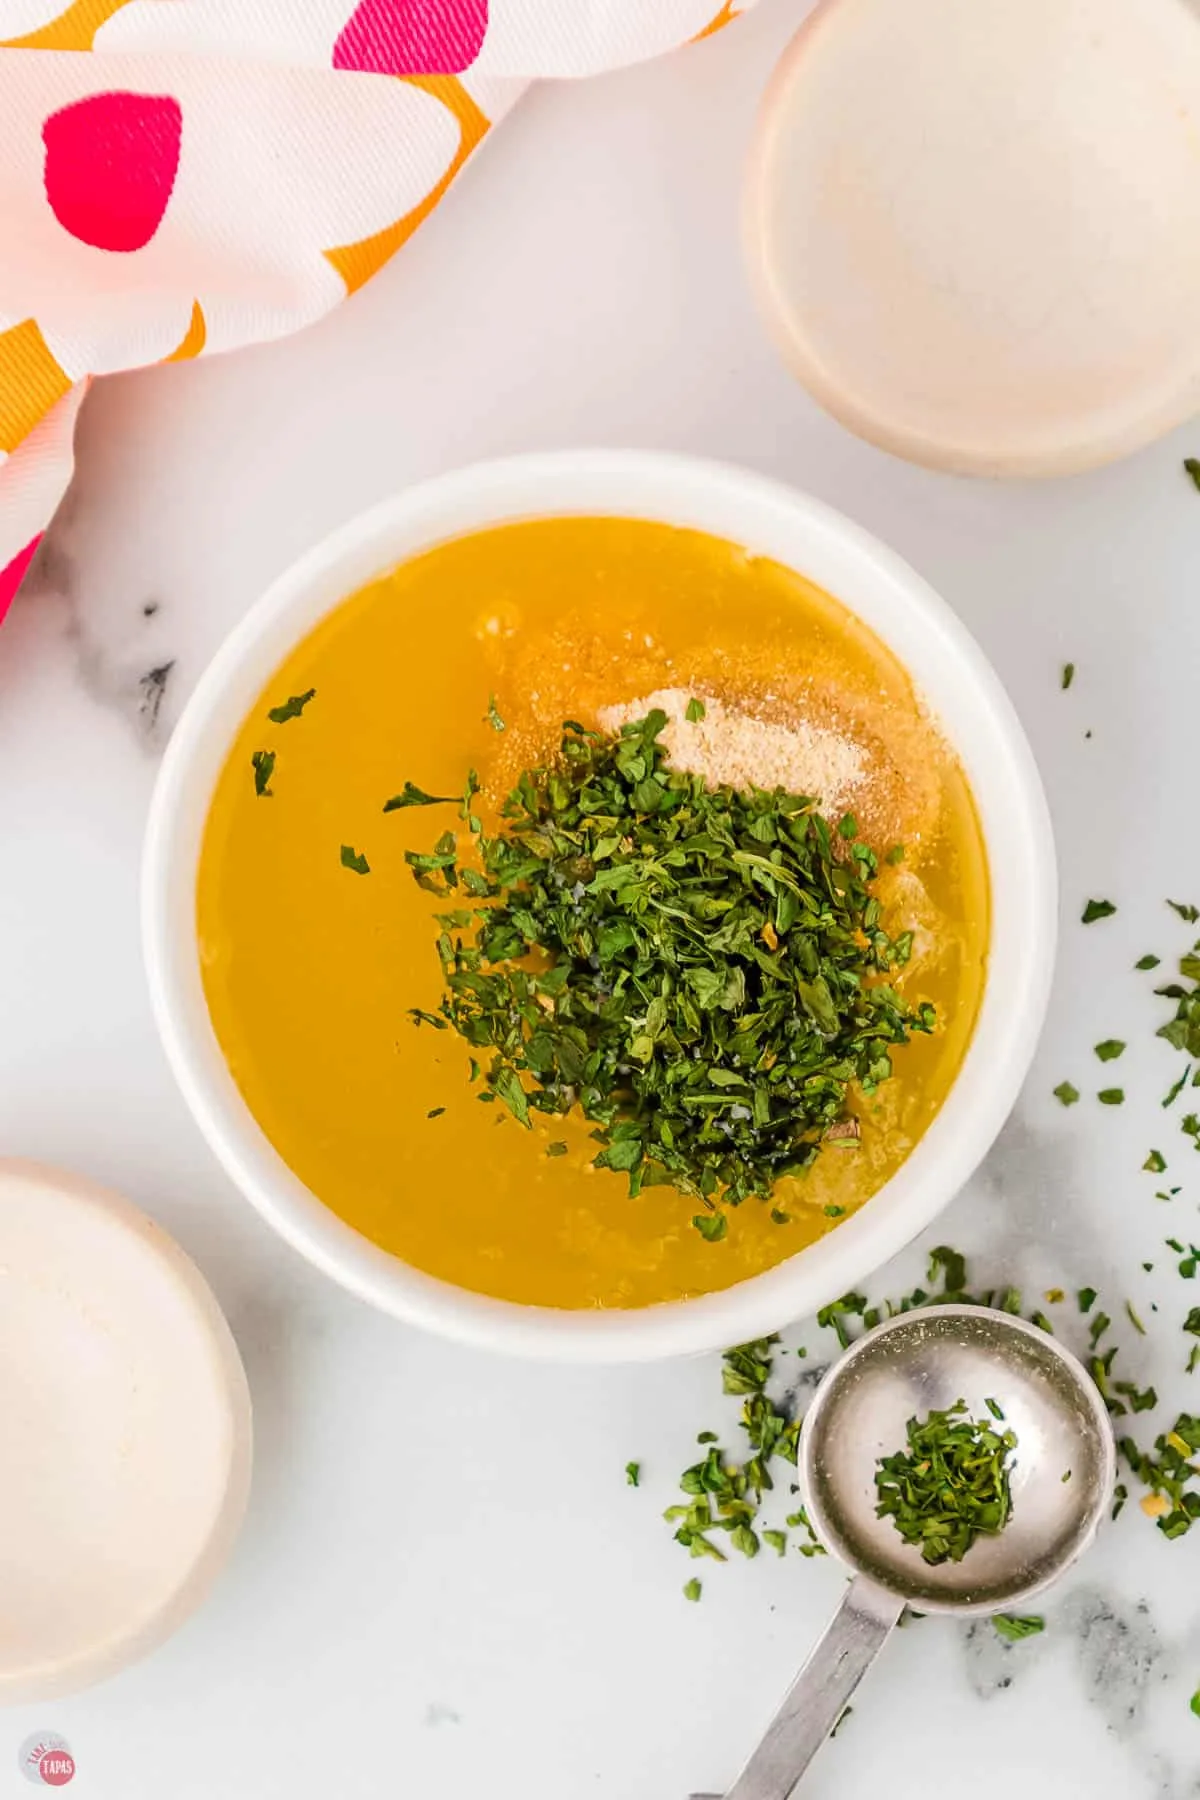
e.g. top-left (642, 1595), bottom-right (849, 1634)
top-left (0, 0), bottom-right (754, 618)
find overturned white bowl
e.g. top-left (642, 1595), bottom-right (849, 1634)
top-left (746, 0), bottom-right (1200, 479)
top-left (0, 1160), bottom-right (251, 1702)
top-left (143, 452), bottom-right (1055, 1362)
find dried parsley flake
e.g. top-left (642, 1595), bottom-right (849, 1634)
top-left (874, 1401), bottom-right (1016, 1565)
top-left (251, 749), bottom-right (275, 797)
top-left (267, 687), bottom-right (315, 724)
top-left (993, 1614), bottom-right (1045, 1643)
top-left (409, 711), bottom-right (934, 1226)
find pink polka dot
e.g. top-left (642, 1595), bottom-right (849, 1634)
top-left (43, 92), bottom-right (182, 254)
top-left (0, 535), bottom-right (41, 623)
top-left (333, 0), bottom-right (487, 76)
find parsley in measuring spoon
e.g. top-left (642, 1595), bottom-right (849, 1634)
top-left (874, 1400), bottom-right (1017, 1564)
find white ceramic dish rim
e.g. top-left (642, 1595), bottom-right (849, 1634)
top-left (0, 1159), bottom-right (253, 1703)
top-left (143, 450), bottom-right (1057, 1363)
top-left (743, 0), bottom-right (1200, 480)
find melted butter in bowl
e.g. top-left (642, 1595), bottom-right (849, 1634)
top-left (145, 452), bottom-right (1053, 1360)
top-left (196, 517), bottom-right (989, 1311)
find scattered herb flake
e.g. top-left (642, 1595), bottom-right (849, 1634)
top-left (729, 1523), bottom-right (760, 1559)
top-left (928, 1245), bottom-right (968, 1292)
top-left (1137, 955), bottom-right (1162, 971)
top-left (1054, 1082), bottom-right (1080, 1107)
top-left (1082, 899), bottom-right (1117, 924)
top-left (1089, 1310), bottom-right (1112, 1349)
top-left (426, 1106), bottom-right (445, 1119)
top-left (1186, 458), bottom-right (1200, 494)
top-left (1098, 1088), bottom-right (1125, 1106)
top-left (722, 1341), bottom-right (775, 1395)
top-left (383, 782), bottom-right (457, 812)
top-left (685, 696), bottom-right (706, 724)
top-left (485, 694), bottom-right (506, 732)
top-left (1168, 900), bottom-right (1200, 923)
top-left (1164, 1067), bottom-right (1193, 1109)
top-left (886, 843), bottom-right (906, 865)
top-left (1145, 1150), bottom-right (1168, 1173)
top-left (683, 1578), bottom-right (702, 1602)
top-left (251, 749), bottom-right (275, 797)
top-left (1119, 1414), bottom-right (1200, 1539)
top-left (267, 687), bottom-right (316, 724)
top-left (1078, 1287), bottom-right (1097, 1314)
top-left (693, 1212), bottom-right (728, 1243)
top-left (992, 1614), bottom-right (1045, 1643)
top-left (1125, 1301), bottom-right (1147, 1337)
top-left (625, 1462), bottom-right (641, 1488)
top-left (1094, 1039), bottom-right (1126, 1062)
top-left (762, 1529), bottom-right (788, 1557)
top-left (818, 1292), bottom-right (869, 1350)
top-left (1061, 663), bottom-right (1075, 690)
top-left (340, 845), bottom-right (370, 875)
top-left (546, 1141), bottom-right (569, 1158)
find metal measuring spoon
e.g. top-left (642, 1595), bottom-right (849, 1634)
top-left (695, 1305), bottom-right (1115, 1800)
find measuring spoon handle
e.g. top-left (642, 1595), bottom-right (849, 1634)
top-left (705, 1575), bottom-right (904, 1800)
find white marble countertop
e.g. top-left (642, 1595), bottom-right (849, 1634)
top-left (4, 3), bottom-right (1200, 1795)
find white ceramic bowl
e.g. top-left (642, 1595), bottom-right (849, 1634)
top-left (745, 0), bottom-right (1200, 479)
top-left (143, 452), bottom-right (1056, 1362)
top-left (0, 1160), bottom-right (251, 1702)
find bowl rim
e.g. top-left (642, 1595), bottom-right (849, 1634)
top-left (0, 1159), bottom-right (252, 1702)
top-left (142, 449), bottom-right (1057, 1363)
top-left (743, 0), bottom-right (1200, 480)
